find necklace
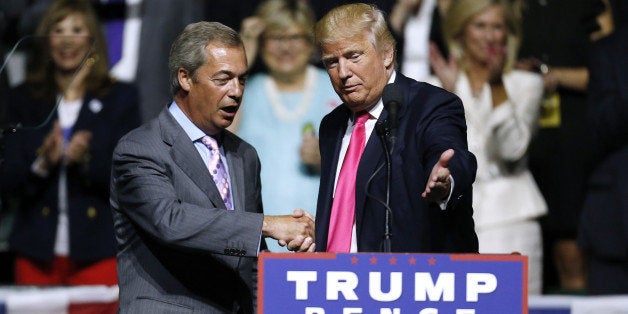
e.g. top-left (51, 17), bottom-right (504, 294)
top-left (265, 65), bottom-right (317, 122)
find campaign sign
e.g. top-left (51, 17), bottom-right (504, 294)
top-left (258, 253), bottom-right (527, 314)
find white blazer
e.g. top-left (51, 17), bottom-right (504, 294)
top-left (428, 70), bottom-right (547, 229)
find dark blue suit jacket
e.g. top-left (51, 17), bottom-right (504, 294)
top-left (578, 17), bottom-right (628, 267)
top-left (1, 81), bottom-right (141, 263)
top-left (315, 73), bottom-right (478, 253)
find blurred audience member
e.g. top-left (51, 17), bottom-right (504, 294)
top-left (428, 0), bottom-right (547, 294)
top-left (516, 0), bottom-right (598, 294)
top-left (0, 0), bottom-right (29, 286)
top-left (0, 0), bottom-right (140, 285)
top-left (1, 1), bottom-right (263, 123)
top-left (232, 0), bottom-right (340, 252)
top-left (389, 0), bottom-right (450, 81)
top-left (578, 0), bottom-right (628, 295)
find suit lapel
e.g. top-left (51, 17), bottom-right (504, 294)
top-left (317, 107), bottom-right (350, 246)
top-left (355, 74), bottom-right (412, 235)
top-left (67, 97), bottom-right (94, 131)
top-left (355, 115), bottom-right (386, 230)
top-left (223, 133), bottom-right (245, 212)
top-left (327, 119), bottom-right (347, 194)
top-left (159, 109), bottom-right (226, 210)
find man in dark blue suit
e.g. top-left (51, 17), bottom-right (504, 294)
top-left (578, 0), bottom-right (628, 295)
top-left (314, 3), bottom-right (478, 253)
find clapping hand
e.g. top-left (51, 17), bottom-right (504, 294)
top-left (65, 130), bottom-right (92, 165)
top-left (37, 121), bottom-right (64, 171)
top-left (299, 134), bottom-right (321, 173)
top-left (429, 42), bottom-right (458, 92)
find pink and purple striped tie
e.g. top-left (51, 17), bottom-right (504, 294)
top-left (202, 136), bottom-right (232, 210)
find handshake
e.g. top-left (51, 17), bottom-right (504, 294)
top-left (262, 209), bottom-right (316, 252)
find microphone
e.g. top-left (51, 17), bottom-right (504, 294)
top-left (382, 83), bottom-right (403, 146)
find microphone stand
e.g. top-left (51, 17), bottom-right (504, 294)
top-left (375, 122), bottom-right (393, 252)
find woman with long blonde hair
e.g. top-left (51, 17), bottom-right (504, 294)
top-left (428, 0), bottom-right (547, 294)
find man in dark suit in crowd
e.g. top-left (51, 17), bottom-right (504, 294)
top-left (110, 22), bottom-right (314, 313)
top-left (578, 0), bottom-right (628, 295)
top-left (313, 3), bottom-right (478, 253)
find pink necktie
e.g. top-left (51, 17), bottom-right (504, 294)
top-left (327, 112), bottom-right (370, 252)
top-left (201, 136), bottom-right (233, 210)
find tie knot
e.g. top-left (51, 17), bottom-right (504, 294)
top-left (201, 136), bottom-right (219, 151)
top-left (355, 112), bottom-right (370, 125)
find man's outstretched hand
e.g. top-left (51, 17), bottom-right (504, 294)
top-left (422, 149), bottom-right (454, 202)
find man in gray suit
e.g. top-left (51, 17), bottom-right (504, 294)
top-left (110, 21), bottom-right (315, 313)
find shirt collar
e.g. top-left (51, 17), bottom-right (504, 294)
top-left (353, 71), bottom-right (397, 122)
top-left (169, 101), bottom-right (211, 142)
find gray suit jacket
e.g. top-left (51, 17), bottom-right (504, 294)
top-left (110, 107), bottom-right (264, 313)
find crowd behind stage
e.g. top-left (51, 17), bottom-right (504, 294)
top-left (0, 0), bottom-right (626, 298)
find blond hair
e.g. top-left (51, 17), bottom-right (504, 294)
top-left (314, 3), bottom-right (396, 62)
top-left (443, 0), bottom-right (521, 71)
top-left (257, 0), bottom-right (315, 39)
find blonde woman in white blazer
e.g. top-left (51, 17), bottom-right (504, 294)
top-left (428, 0), bottom-right (547, 294)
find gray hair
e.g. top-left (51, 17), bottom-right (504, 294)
top-left (168, 21), bottom-right (243, 94)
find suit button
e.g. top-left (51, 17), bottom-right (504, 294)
top-left (41, 206), bottom-right (50, 217)
top-left (87, 207), bottom-right (97, 219)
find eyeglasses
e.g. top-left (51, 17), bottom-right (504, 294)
top-left (263, 34), bottom-right (310, 46)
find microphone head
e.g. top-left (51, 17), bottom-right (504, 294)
top-left (382, 83), bottom-right (403, 142)
top-left (382, 83), bottom-right (404, 112)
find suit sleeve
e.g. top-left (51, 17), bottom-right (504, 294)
top-left (110, 135), bottom-right (264, 258)
top-left (588, 32), bottom-right (628, 155)
top-left (421, 91), bottom-right (477, 201)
